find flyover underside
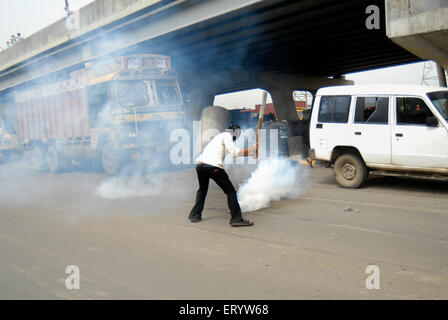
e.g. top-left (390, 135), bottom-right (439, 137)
top-left (129, 0), bottom-right (420, 76)
top-left (0, 0), bottom-right (419, 95)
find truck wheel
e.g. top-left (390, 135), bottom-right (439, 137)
top-left (31, 146), bottom-right (48, 172)
top-left (102, 142), bottom-right (121, 175)
top-left (47, 145), bottom-right (67, 173)
top-left (334, 153), bottom-right (368, 188)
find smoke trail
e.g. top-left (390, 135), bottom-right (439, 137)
top-left (96, 171), bottom-right (163, 200)
top-left (95, 149), bottom-right (167, 200)
top-left (237, 158), bottom-right (309, 212)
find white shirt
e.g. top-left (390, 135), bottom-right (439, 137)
top-left (196, 132), bottom-right (240, 169)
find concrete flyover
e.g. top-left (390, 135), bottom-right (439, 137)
top-left (386, 0), bottom-right (448, 86)
top-left (0, 0), bottom-right (422, 122)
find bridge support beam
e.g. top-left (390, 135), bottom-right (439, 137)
top-left (179, 70), bottom-right (354, 140)
top-left (181, 86), bottom-right (214, 123)
top-left (267, 87), bottom-right (297, 122)
top-left (256, 72), bottom-right (353, 120)
top-left (436, 63), bottom-right (447, 87)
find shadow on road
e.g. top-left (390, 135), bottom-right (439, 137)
top-left (366, 175), bottom-right (448, 195)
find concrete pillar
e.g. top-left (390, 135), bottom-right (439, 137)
top-left (269, 88), bottom-right (298, 122)
top-left (436, 63), bottom-right (447, 87)
top-left (267, 87), bottom-right (303, 156)
top-left (308, 89), bottom-right (317, 110)
top-left (257, 72), bottom-right (352, 123)
top-left (183, 87), bottom-right (214, 123)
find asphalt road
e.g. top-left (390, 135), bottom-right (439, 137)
top-left (0, 161), bottom-right (447, 299)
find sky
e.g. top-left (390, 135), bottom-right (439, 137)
top-left (0, 0), bottom-right (441, 109)
top-left (0, 0), bottom-right (95, 47)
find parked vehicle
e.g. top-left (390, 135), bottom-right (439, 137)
top-left (10, 54), bottom-right (185, 174)
top-left (309, 85), bottom-right (448, 188)
top-left (0, 102), bottom-right (22, 163)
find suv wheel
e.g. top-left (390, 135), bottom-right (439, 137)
top-left (334, 153), bottom-right (368, 188)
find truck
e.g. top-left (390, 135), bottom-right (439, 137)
top-left (0, 102), bottom-right (21, 163)
top-left (8, 54), bottom-right (185, 174)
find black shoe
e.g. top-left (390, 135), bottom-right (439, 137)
top-left (189, 216), bottom-right (202, 223)
top-left (230, 219), bottom-right (253, 227)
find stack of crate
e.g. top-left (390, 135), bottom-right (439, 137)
top-left (261, 120), bottom-right (289, 158)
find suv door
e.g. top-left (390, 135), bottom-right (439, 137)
top-left (310, 95), bottom-right (352, 160)
top-left (351, 96), bottom-right (391, 165)
top-left (392, 96), bottom-right (448, 169)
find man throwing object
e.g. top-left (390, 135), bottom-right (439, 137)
top-left (189, 124), bottom-right (256, 227)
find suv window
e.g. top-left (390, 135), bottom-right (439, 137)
top-left (427, 91), bottom-right (448, 120)
top-left (355, 97), bottom-right (389, 124)
top-left (396, 97), bottom-right (434, 125)
top-left (318, 96), bottom-right (351, 123)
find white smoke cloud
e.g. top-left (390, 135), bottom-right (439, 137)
top-left (96, 171), bottom-right (163, 200)
top-left (94, 148), bottom-right (168, 200)
top-left (237, 158), bottom-right (309, 212)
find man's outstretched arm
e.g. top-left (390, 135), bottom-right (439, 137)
top-left (223, 132), bottom-right (257, 157)
top-left (237, 144), bottom-right (257, 157)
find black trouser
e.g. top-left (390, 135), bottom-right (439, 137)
top-left (189, 164), bottom-right (243, 223)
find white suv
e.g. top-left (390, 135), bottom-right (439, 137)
top-left (309, 85), bottom-right (448, 188)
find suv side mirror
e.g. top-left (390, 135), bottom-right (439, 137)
top-left (425, 116), bottom-right (438, 127)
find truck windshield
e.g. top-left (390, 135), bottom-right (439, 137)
top-left (156, 80), bottom-right (181, 105)
top-left (118, 80), bottom-right (149, 107)
top-left (427, 91), bottom-right (448, 120)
